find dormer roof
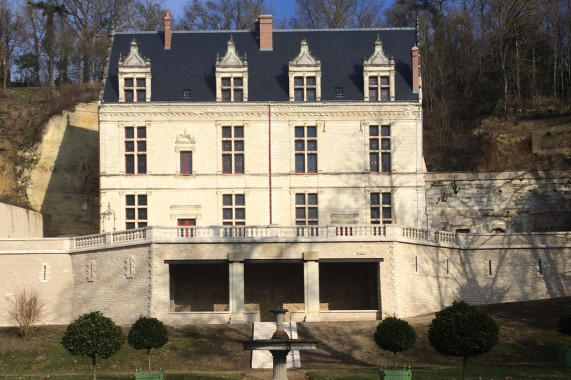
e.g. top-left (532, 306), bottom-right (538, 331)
top-left (103, 28), bottom-right (418, 103)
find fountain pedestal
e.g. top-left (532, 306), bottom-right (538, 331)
top-left (240, 309), bottom-right (318, 380)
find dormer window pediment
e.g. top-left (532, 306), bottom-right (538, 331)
top-left (119, 40), bottom-right (150, 67)
top-left (288, 39), bottom-right (322, 102)
top-left (364, 36), bottom-right (391, 66)
top-left (289, 39), bottom-right (321, 67)
top-left (215, 37), bottom-right (249, 102)
top-left (363, 36), bottom-right (395, 102)
top-left (118, 39), bottom-right (152, 102)
top-left (216, 37), bottom-right (247, 68)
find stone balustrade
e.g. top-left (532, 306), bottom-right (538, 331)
top-left (1, 225), bottom-right (568, 254)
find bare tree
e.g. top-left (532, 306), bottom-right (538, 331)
top-left (61, 0), bottom-right (131, 82)
top-left (9, 287), bottom-right (46, 338)
top-left (179, 0), bottom-right (266, 30)
top-left (293, 0), bottom-right (384, 28)
top-left (27, 1), bottom-right (69, 88)
top-left (0, 0), bottom-right (23, 92)
top-left (128, 0), bottom-right (167, 31)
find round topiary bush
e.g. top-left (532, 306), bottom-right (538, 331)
top-left (557, 314), bottom-right (571, 335)
top-left (127, 316), bottom-right (169, 372)
top-left (428, 301), bottom-right (499, 380)
top-left (373, 316), bottom-right (416, 369)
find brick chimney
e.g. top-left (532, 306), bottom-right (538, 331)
top-left (255, 15), bottom-right (273, 51)
top-left (411, 44), bottom-right (419, 93)
top-left (164, 11), bottom-right (172, 50)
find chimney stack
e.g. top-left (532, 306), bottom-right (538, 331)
top-left (164, 11), bottom-right (172, 50)
top-left (255, 15), bottom-right (273, 51)
top-left (411, 44), bottom-right (419, 93)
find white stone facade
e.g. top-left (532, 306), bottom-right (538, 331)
top-left (99, 102), bottom-right (425, 231)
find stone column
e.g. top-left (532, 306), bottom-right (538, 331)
top-left (229, 252), bottom-right (245, 323)
top-left (303, 251), bottom-right (319, 322)
top-left (270, 350), bottom-right (290, 380)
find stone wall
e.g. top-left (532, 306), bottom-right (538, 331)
top-left (0, 230), bottom-right (568, 325)
top-left (425, 170), bottom-right (571, 233)
top-left (392, 238), bottom-right (570, 318)
top-left (0, 202), bottom-right (43, 238)
top-left (70, 245), bottom-right (152, 324)
top-left (0, 253), bottom-right (73, 326)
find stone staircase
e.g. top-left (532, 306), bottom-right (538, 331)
top-left (251, 321), bottom-right (301, 369)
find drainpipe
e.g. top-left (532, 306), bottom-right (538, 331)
top-left (268, 102), bottom-right (273, 224)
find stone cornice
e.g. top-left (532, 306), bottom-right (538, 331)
top-left (99, 102), bottom-right (421, 121)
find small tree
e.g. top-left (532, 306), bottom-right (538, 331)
top-left (9, 287), bottom-right (46, 338)
top-left (373, 316), bottom-right (416, 369)
top-left (428, 301), bottom-right (499, 380)
top-left (61, 311), bottom-right (124, 380)
top-left (127, 316), bottom-right (169, 371)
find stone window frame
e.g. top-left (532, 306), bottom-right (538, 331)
top-left (289, 39), bottom-right (321, 102)
top-left (124, 125), bottom-right (147, 175)
top-left (295, 192), bottom-right (318, 225)
top-left (118, 39), bottom-right (151, 102)
top-left (126, 193), bottom-right (148, 230)
top-left (370, 191), bottom-right (392, 224)
top-left (363, 36), bottom-right (395, 102)
top-left (294, 125), bottom-right (318, 174)
top-left (221, 125), bottom-right (245, 174)
top-left (368, 124), bottom-right (391, 173)
top-left (222, 194), bottom-right (246, 225)
top-left (215, 37), bottom-right (248, 102)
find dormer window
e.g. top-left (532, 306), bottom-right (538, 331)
top-left (124, 78), bottom-right (147, 102)
top-left (216, 37), bottom-right (248, 102)
top-left (118, 39), bottom-right (151, 102)
top-left (294, 76), bottom-right (316, 101)
top-left (289, 39), bottom-right (321, 102)
top-left (221, 77), bottom-right (243, 102)
top-left (363, 36), bottom-right (395, 102)
top-left (368, 76), bottom-right (390, 101)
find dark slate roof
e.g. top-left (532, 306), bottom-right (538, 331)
top-left (102, 28), bottom-right (418, 103)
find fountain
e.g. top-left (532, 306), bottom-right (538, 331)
top-left (241, 309), bottom-right (318, 380)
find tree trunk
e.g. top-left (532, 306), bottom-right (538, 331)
top-left (148, 348), bottom-right (151, 372)
top-left (393, 352), bottom-right (396, 370)
top-left (92, 356), bottom-right (97, 380)
top-left (462, 355), bottom-right (468, 380)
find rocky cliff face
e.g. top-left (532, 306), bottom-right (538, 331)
top-left (27, 102), bottom-right (99, 236)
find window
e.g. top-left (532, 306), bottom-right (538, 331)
top-left (180, 151), bottom-right (192, 175)
top-left (368, 76), bottom-right (390, 101)
top-left (295, 126), bottom-right (317, 173)
top-left (369, 125), bottom-right (390, 173)
top-left (335, 87), bottom-right (344, 97)
top-left (182, 89), bottom-right (190, 98)
top-left (370, 192), bottom-right (392, 224)
top-left (222, 194), bottom-right (245, 225)
top-left (222, 126), bottom-right (244, 174)
top-left (295, 193), bottom-right (318, 225)
top-left (294, 76), bottom-right (316, 101)
top-left (221, 77), bottom-right (244, 102)
top-left (125, 126), bottom-right (147, 174)
top-left (124, 77), bottom-right (146, 102)
top-left (126, 194), bottom-right (147, 229)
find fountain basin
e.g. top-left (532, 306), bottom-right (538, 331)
top-left (241, 338), bottom-right (318, 351)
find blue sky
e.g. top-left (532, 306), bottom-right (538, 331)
top-left (163, 0), bottom-right (297, 22)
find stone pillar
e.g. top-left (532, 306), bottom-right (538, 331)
top-left (303, 251), bottom-right (320, 322)
top-left (270, 350), bottom-right (289, 380)
top-left (229, 252), bottom-right (245, 323)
